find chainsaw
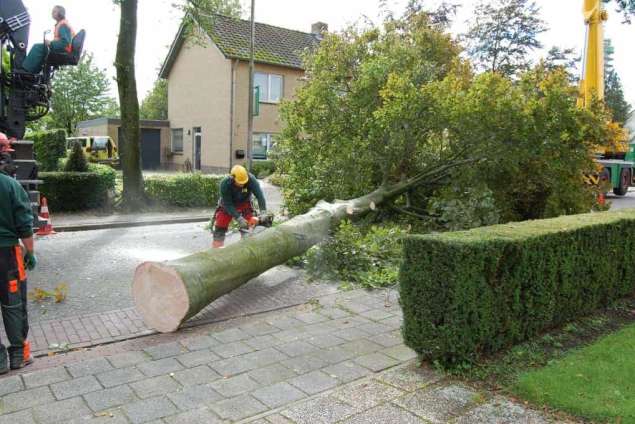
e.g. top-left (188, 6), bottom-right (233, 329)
top-left (239, 212), bottom-right (275, 238)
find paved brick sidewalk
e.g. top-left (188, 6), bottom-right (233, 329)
top-left (1, 267), bottom-right (338, 355)
top-left (0, 289), bottom-right (557, 424)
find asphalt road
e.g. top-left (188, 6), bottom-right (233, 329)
top-left (27, 222), bottom-right (246, 323)
top-left (607, 188), bottom-right (635, 210)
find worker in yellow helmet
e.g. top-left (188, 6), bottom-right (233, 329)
top-left (212, 165), bottom-right (267, 248)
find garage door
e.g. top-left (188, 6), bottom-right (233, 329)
top-left (117, 128), bottom-right (162, 170)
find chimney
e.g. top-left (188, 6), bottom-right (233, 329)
top-left (311, 22), bottom-right (328, 37)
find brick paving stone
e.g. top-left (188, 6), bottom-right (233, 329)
top-left (273, 328), bottom-right (310, 343)
top-left (265, 414), bottom-right (295, 423)
top-left (67, 357), bottom-right (113, 378)
top-left (455, 398), bottom-right (548, 424)
top-left (376, 363), bottom-right (443, 392)
top-left (305, 333), bottom-right (346, 349)
top-left (21, 366), bottom-right (70, 388)
top-left (281, 395), bottom-right (358, 424)
top-left (0, 410), bottom-right (35, 424)
top-left (333, 379), bottom-right (405, 410)
top-left (67, 411), bottom-right (131, 424)
top-left (332, 327), bottom-right (372, 342)
top-left (317, 307), bottom-right (352, 320)
top-left (252, 382), bottom-right (307, 408)
top-left (180, 335), bottom-right (219, 351)
top-left (137, 358), bottom-right (183, 377)
top-left (340, 339), bottom-right (384, 356)
top-left (107, 351), bottom-right (151, 369)
top-left (164, 408), bottom-right (224, 424)
top-left (211, 340), bottom-right (255, 358)
top-left (210, 355), bottom-right (259, 377)
top-left (336, 301), bottom-right (372, 314)
top-left (144, 342), bottom-right (185, 360)
top-left (51, 375), bottom-right (102, 400)
top-left (266, 316), bottom-right (305, 330)
top-left (210, 373), bottom-right (260, 398)
top-left (358, 309), bottom-right (395, 321)
top-left (281, 353), bottom-right (329, 374)
top-left (357, 322), bottom-right (394, 335)
top-left (212, 328), bottom-right (250, 343)
top-left (341, 402), bottom-right (423, 424)
top-left (0, 375), bottom-right (24, 396)
top-left (31, 396), bottom-right (92, 423)
top-left (245, 334), bottom-right (282, 350)
top-left (354, 352), bottom-right (400, 372)
top-left (240, 321), bottom-right (281, 336)
top-left (317, 346), bottom-right (357, 365)
top-left (295, 312), bottom-right (329, 324)
top-left (210, 394), bottom-right (267, 421)
top-left (367, 332), bottom-right (402, 348)
top-left (172, 365), bottom-right (221, 386)
top-left (276, 340), bottom-right (317, 358)
top-left (382, 345), bottom-right (418, 362)
top-left (394, 385), bottom-right (480, 424)
top-left (1, 385), bottom-right (54, 413)
top-left (167, 384), bottom-right (224, 411)
top-left (289, 370), bottom-right (339, 395)
top-left (130, 374), bottom-right (181, 399)
top-left (248, 363), bottom-right (298, 386)
top-left (243, 348), bottom-right (289, 368)
top-left (84, 384), bottom-right (138, 411)
top-left (97, 366), bottom-right (145, 388)
top-left (175, 349), bottom-right (220, 367)
top-left (323, 361), bottom-right (373, 383)
top-left (124, 395), bottom-right (178, 424)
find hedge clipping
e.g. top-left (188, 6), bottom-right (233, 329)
top-left (400, 210), bottom-right (635, 367)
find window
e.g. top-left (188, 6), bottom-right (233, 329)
top-left (254, 72), bottom-right (283, 103)
top-left (252, 133), bottom-right (276, 160)
top-left (171, 129), bottom-right (183, 153)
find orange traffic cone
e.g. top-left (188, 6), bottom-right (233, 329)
top-left (598, 192), bottom-right (606, 206)
top-left (36, 197), bottom-right (56, 236)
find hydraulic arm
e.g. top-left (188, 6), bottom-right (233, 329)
top-left (579, 0), bottom-right (608, 109)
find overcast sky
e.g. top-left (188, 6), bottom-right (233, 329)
top-left (26, 0), bottom-right (635, 107)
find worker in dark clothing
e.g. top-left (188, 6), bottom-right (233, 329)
top-left (0, 152), bottom-right (36, 373)
top-left (22, 5), bottom-right (75, 74)
top-left (212, 165), bottom-right (267, 248)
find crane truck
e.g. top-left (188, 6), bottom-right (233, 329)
top-left (581, 0), bottom-right (633, 196)
top-left (0, 0), bottom-right (84, 227)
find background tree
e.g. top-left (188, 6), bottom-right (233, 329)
top-left (544, 46), bottom-right (579, 79)
top-left (603, 38), bottom-right (633, 124)
top-left (463, 0), bottom-right (547, 76)
top-left (64, 141), bottom-right (89, 172)
top-left (48, 53), bottom-right (119, 134)
top-left (605, 0), bottom-right (635, 23)
top-left (140, 79), bottom-right (168, 120)
top-left (114, 0), bottom-right (145, 209)
top-left (178, 0), bottom-right (243, 40)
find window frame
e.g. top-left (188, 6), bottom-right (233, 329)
top-left (254, 72), bottom-right (284, 104)
top-left (171, 128), bottom-right (184, 154)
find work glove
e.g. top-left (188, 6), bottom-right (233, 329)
top-left (237, 216), bottom-right (250, 230)
top-left (24, 251), bottom-right (37, 271)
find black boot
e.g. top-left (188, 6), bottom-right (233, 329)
top-left (9, 343), bottom-right (33, 370)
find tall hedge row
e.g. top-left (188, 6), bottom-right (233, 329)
top-left (31, 129), bottom-right (67, 171)
top-left (39, 165), bottom-right (117, 211)
top-left (400, 210), bottom-right (635, 367)
top-left (145, 173), bottom-right (222, 208)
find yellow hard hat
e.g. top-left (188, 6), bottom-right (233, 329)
top-left (231, 165), bottom-right (249, 185)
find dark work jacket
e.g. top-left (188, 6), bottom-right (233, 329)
top-left (219, 173), bottom-right (266, 218)
top-left (0, 171), bottom-right (33, 247)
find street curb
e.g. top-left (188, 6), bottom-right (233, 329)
top-left (52, 216), bottom-right (211, 233)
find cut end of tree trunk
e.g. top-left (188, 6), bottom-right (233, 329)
top-left (132, 262), bottom-right (189, 333)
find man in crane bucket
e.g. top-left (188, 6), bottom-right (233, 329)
top-left (22, 5), bottom-right (75, 74)
top-left (0, 152), bottom-right (37, 373)
top-left (212, 165), bottom-right (268, 248)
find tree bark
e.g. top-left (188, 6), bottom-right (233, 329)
top-left (115, 0), bottom-right (145, 209)
top-left (133, 162), bottom-right (470, 332)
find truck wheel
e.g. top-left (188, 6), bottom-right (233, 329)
top-left (614, 169), bottom-right (631, 196)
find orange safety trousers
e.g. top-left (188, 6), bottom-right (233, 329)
top-left (0, 246), bottom-right (30, 362)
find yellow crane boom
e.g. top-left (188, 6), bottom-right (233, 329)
top-left (579, 0), bottom-right (608, 108)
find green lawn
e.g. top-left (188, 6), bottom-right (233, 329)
top-left (514, 323), bottom-right (635, 423)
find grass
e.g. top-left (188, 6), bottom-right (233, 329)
top-left (513, 322), bottom-right (635, 423)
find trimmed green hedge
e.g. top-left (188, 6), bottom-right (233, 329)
top-left (39, 165), bottom-right (117, 211)
top-left (400, 210), bottom-right (635, 367)
top-left (145, 173), bottom-right (222, 208)
top-left (251, 160), bottom-right (276, 179)
top-left (31, 129), bottom-right (67, 172)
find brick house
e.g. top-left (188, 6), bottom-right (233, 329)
top-left (160, 14), bottom-right (326, 173)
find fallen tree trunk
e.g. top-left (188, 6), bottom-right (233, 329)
top-left (133, 162), bottom-right (470, 332)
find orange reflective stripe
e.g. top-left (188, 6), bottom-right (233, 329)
top-left (23, 341), bottom-right (31, 360)
top-left (54, 20), bottom-right (75, 53)
top-left (14, 246), bottom-right (26, 281)
top-left (8, 280), bottom-right (18, 293)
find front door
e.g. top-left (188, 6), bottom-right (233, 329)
top-left (194, 127), bottom-right (202, 171)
